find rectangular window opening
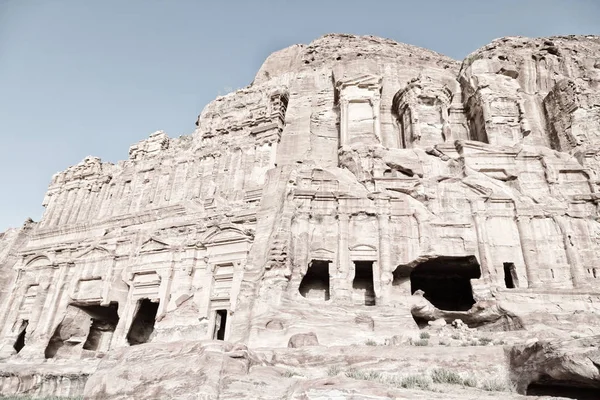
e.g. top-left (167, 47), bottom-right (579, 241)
top-left (213, 309), bottom-right (228, 341)
top-left (127, 299), bottom-right (158, 346)
top-left (503, 262), bottom-right (518, 289)
top-left (353, 261), bottom-right (376, 306)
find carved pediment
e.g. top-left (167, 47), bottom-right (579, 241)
top-left (24, 255), bottom-right (51, 269)
top-left (76, 246), bottom-right (111, 260)
top-left (139, 238), bottom-right (171, 253)
top-left (336, 74), bottom-right (382, 90)
top-left (349, 244), bottom-right (376, 252)
top-left (203, 226), bottom-right (253, 246)
top-left (310, 248), bottom-right (335, 261)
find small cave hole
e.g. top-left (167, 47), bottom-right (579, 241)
top-left (299, 260), bottom-right (331, 301)
top-left (353, 261), bottom-right (376, 306)
top-left (410, 256), bottom-right (480, 311)
top-left (126, 299), bottom-right (159, 346)
top-left (45, 303), bottom-right (120, 358)
top-left (82, 303), bottom-right (119, 351)
top-left (527, 380), bottom-right (600, 399)
top-left (213, 309), bottom-right (228, 341)
top-left (13, 320), bottom-right (28, 353)
top-left (503, 262), bottom-right (518, 289)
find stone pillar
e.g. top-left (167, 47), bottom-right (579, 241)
top-left (57, 189), bottom-right (76, 226)
top-left (372, 97), bottom-right (382, 144)
top-left (295, 213), bottom-right (311, 285)
top-left (340, 99), bottom-right (349, 146)
top-left (470, 200), bottom-right (493, 298)
top-left (336, 213), bottom-right (350, 300)
top-left (41, 263), bottom-right (69, 338)
top-left (554, 216), bottom-right (586, 289)
top-left (516, 215), bottom-right (540, 289)
top-left (377, 209), bottom-right (392, 303)
top-left (101, 257), bottom-right (117, 306)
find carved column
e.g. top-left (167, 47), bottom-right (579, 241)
top-left (554, 216), bottom-right (586, 288)
top-left (516, 215), bottom-right (540, 288)
top-left (41, 263), bottom-right (70, 338)
top-left (372, 97), bottom-right (382, 144)
top-left (340, 99), bottom-right (349, 146)
top-left (376, 208), bottom-right (392, 303)
top-left (336, 213), bottom-right (350, 300)
top-left (57, 189), bottom-right (76, 226)
top-left (470, 200), bottom-right (493, 295)
top-left (101, 257), bottom-right (117, 306)
top-left (295, 213), bottom-right (311, 283)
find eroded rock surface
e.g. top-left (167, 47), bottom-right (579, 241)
top-left (0, 33), bottom-right (599, 398)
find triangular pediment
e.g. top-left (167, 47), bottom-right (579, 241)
top-left (76, 246), bottom-right (111, 260)
top-left (140, 237), bottom-right (171, 253)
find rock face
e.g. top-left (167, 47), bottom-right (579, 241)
top-left (1, 33), bottom-right (600, 398)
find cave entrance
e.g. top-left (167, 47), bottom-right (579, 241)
top-left (126, 299), bottom-right (158, 346)
top-left (81, 303), bottom-right (119, 351)
top-left (45, 303), bottom-right (120, 358)
top-left (353, 261), bottom-right (375, 306)
top-left (299, 260), bottom-right (330, 301)
top-left (213, 309), bottom-right (228, 341)
top-left (13, 320), bottom-right (28, 354)
top-left (526, 381), bottom-right (600, 399)
top-left (503, 262), bottom-right (518, 289)
top-left (410, 256), bottom-right (480, 311)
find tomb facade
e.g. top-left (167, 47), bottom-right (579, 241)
top-left (1, 33), bottom-right (600, 398)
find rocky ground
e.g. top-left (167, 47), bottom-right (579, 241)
top-left (1, 319), bottom-right (598, 399)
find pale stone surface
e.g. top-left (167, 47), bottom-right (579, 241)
top-left (0, 33), bottom-right (600, 398)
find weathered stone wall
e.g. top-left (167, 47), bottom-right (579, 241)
top-left (0, 35), bottom-right (599, 394)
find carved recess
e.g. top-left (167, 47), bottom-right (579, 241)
top-left (393, 77), bottom-right (453, 148)
top-left (334, 74), bottom-right (383, 147)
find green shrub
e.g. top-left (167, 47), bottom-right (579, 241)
top-left (451, 333), bottom-right (461, 340)
top-left (481, 377), bottom-right (513, 392)
top-left (419, 331), bottom-right (431, 339)
top-left (412, 339), bottom-right (429, 346)
top-left (462, 374), bottom-right (478, 388)
top-left (431, 368), bottom-right (463, 385)
top-left (345, 368), bottom-right (381, 381)
top-left (327, 365), bottom-right (341, 376)
top-left (398, 374), bottom-right (433, 390)
top-left (479, 337), bottom-right (493, 345)
top-left (365, 339), bottom-right (378, 346)
top-left (282, 369), bottom-right (302, 378)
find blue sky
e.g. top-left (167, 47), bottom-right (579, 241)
top-left (0, 0), bottom-right (599, 232)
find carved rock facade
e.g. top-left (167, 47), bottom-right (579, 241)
top-left (1, 34), bottom-right (600, 398)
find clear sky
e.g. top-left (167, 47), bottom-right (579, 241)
top-left (0, 0), bottom-right (598, 232)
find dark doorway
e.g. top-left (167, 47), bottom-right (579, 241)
top-left (410, 256), bottom-right (480, 311)
top-left (527, 381), bottom-right (600, 399)
top-left (353, 261), bottom-right (376, 306)
top-left (503, 262), bottom-right (518, 289)
top-left (13, 320), bottom-right (28, 353)
top-left (82, 303), bottom-right (119, 351)
top-left (213, 310), bottom-right (228, 341)
top-left (45, 303), bottom-right (120, 358)
top-left (127, 299), bottom-right (159, 345)
top-left (299, 260), bottom-right (330, 301)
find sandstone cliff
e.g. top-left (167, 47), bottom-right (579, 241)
top-left (0, 33), bottom-right (599, 399)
